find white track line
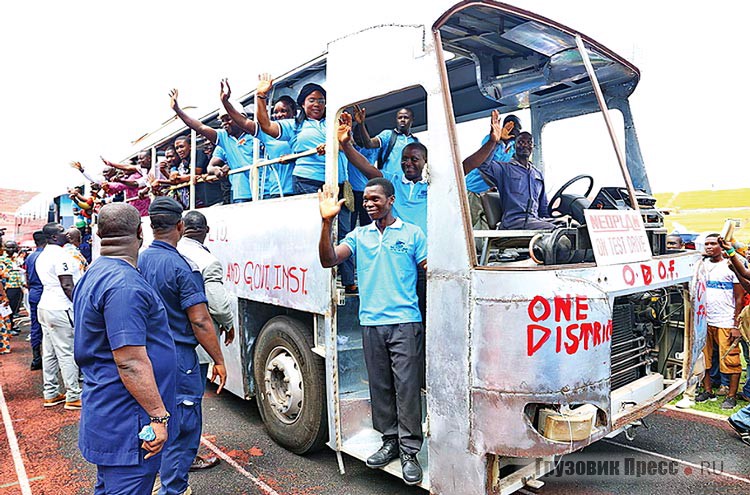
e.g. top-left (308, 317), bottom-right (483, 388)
top-left (604, 439), bottom-right (750, 485)
top-left (200, 436), bottom-right (281, 495)
top-left (0, 383), bottom-right (33, 495)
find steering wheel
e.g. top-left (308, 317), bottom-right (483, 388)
top-left (548, 174), bottom-right (594, 218)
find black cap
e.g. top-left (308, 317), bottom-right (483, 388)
top-left (149, 196), bottom-right (184, 217)
top-left (296, 83), bottom-right (326, 107)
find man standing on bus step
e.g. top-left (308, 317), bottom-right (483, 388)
top-left (35, 222), bottom-right (84, 409)
top-left (318, 178), bottom-right (427, 486)
top-left (462, 111), bottom-right (555, 230)
top-left (73, 203), bottom-right (176, 494)
top-left (169, 88), bottom-right (254, 203)
top-left (353, 105), bottom-right (419, 176)
top-left (176, 210), bottom-right (235, 472)
top-left (138, 197), bottom-right (228, 495)
top-left (23, 230), bottom-right (46, 370)
top-left (338, 112), bottom-right (428, 320)
top-left (695, 234), bottom-right (744, 410)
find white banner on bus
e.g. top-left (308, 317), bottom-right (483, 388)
top-left (584, 209), bottom-right (651, 266)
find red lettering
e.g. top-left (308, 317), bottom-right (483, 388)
top-left (300, 268), bottom-right (308, 295)
top-left (623, 265), bottom-right (636, 286)
top-left (575, 295), bottom-right (589, 320)
top-left (658, 261), bottom-right (667, 280)
top-left (564, 324), bottom-right (580, 354)
top-left (554, 295), bottom-right (572, 322)
top-left (528, 296), bottom-right (551, 322)
top-left (669, 259), bottom-right (676, 278)
top-left (640, 264), bottom-right (652, 285)
top-left (555, 325), bottom-right (562, 353)
top-left (527, 325), bottom-right (551, 357)
top-left (273, 264), bottom-right (282, 290)
top-left (288, 267), bottom-right (300, 293)
top-left (244, 261), bottom-right (253, 285)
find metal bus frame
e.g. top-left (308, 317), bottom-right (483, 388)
top-left (110, 2), bottom-right (707, 493)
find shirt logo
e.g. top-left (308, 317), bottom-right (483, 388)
top-left (390, 240), bottom-right (408, 254)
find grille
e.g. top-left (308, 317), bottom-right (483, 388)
top-left (610, 302), bottom-right (650, 390)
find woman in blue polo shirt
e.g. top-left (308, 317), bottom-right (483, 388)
top-left (256, 74), bottom-right (329, 195)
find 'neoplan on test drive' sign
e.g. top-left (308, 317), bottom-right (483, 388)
top-left (584, 209), bottom-right (651, 266)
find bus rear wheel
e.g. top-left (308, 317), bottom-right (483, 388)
top-left (253, 316), bottom-right (327, 454)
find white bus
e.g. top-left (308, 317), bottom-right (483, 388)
top-left (112, 2), bottom-right (707, 493)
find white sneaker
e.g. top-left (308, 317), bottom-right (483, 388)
top-left (675, 397), bottom-right (695, 409)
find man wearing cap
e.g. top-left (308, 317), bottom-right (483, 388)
top-left (138, 197), bottom-right (228, 495)
top-left (177, 210), bottom-right (234, 471)
top-left (23, 230), bottom-right (46, 369)
top-left (73, 203), bottom-right (176, 494)
top-left (169, 88), bottom-right (254, 203)
top-left (35, 222), bottom-right (83, 409)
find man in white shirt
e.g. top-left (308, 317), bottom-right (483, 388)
top-left (696, 234), bottom-right (745, 410)
top-left (177, 210), bottom-right (235, 472)
top-left (35, 222), bottom-right (83, 410)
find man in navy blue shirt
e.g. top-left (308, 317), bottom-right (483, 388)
top-left (23, 230), bottom-right (46, 370)
top-left (138, 197), bottom-right (228, 495)
top-left (319, 178), bottom-right (427, 486)
top-left (73, 203), bottom-right (175, 494)
top-left (463, 111), bottom-right (555, 230)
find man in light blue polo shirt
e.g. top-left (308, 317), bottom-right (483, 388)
top-left (318, 177), bottom-right (427, 486)
top-left (354, 105), bottom-right (419, 176)
top-left (169, 88), bottom-right (253, 203)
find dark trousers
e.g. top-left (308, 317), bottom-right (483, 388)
top-left (416, 266), bottom-right (426, 324)
top-left (29, 300), bottom-right (42, 348)
top-left (293, 176), bottom-right (324, 195)
top-left (362, 323), bottom-right (424, 455)
top-left (6, 288), bottom-right (22, 330)
top-left (710, 340), bottom-right (730, 388)
top-left (352, 190), bottom-right (372, 227)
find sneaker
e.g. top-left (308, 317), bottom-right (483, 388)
top-left (721, 397), bottom-right (738, 410)
top-left (675, 397), bottom-right (695, 409)
top-left (43, 393), bottom-right (67, 407)
top-left (64, 400), bottom-right (82, 410)
top-left (695, 390), bottom-right (717, 403)
top-left (366, 438), bottom-right (399, 468)
top-left (728, 417), bottom-right (750, 446)
top-left (717, 385), bottom-right (730, 396)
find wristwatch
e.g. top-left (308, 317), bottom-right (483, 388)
top-left (149, 412), bottom-right (170, 424)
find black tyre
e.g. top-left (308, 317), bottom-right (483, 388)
top-left (253, 316), bottom-right (328, 454)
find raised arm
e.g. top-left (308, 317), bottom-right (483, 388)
top-left (338, 112), bottom-right (382, 180)
top-left (463, 110), bottom-right (507, 174)
top-left (352, 105), bottom-right (381, 149)
top-left (169, 88), bottom-right (218, 144)
top-left (220, 79), bottom-right (257, 136)
top-left (101, 157), bottom-right (139, 174)
top-left (255, 73), bottom-right (281, 139)
top-left (318, 184), bottom-right (353, 268)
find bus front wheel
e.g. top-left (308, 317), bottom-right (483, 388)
top-left (253, 316), bottom-right (328, 454)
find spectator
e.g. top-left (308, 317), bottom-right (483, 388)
top-left (353, 105), bottom-right (419, 176)
top-left (76, 221), bottom-right (92, 264)
top-left (255, 75), bottom-right (329, 195)
top-left (666, 234), bottom-right (685, 250)
top-left (318, 178), bottom-right (427, 486)
top-left (177, 210), bottom-right (235, 472)
top-left (463, 111), bottom-right (554, 230)
top-left (0, 256), bottom-right (11, 354)
top-left (138, 197), bottom-right (227, 495)
top-left (695, 234), bottom-right (744, 409)
top-left (220, 81), bottom-right (296, 198)
top-left (73, 203), bottom-right (175, 493)
top-left (170, 89), bottom-right (253, 204)
top-left (0, 241), bottom-right (24, 335)
top-left (35, 222), bottom-right (83, 410)
top-left (202, 141), bottom-right (231, 205)
top-left (64, 227), bottom-right (89, 274)
top-left (23, 230), bottom-right (46, 370)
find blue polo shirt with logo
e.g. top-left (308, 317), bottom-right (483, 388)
top-left (342, 218), bottom-right (427, 326)
top-left (375, 129), bottom-right (419, 176)
top-left (387, 172), bottom-right (428, 235)
top-left (215, 129), bottom-right (254, 200)
top-left (255, 129), bottom-right (294, 197)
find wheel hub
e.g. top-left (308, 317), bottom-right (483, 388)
top-left (264, 347), bottom-right (304, 424)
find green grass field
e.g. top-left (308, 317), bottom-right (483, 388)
top-left (653, 188), bottom-right (750, 242)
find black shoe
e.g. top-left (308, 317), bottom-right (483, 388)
top-left (366, 439), bottom-right (399, 468)
top-left (30, 359), bottom-right (42, 371)
top-left (695, 390), bottom-right (716, 403)
top-left (728, 417), bottom-right (750, 446)
top-left (400, 452), bottom-right (423, 486)
top-left (721, 396), bottom-right (738, 410)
